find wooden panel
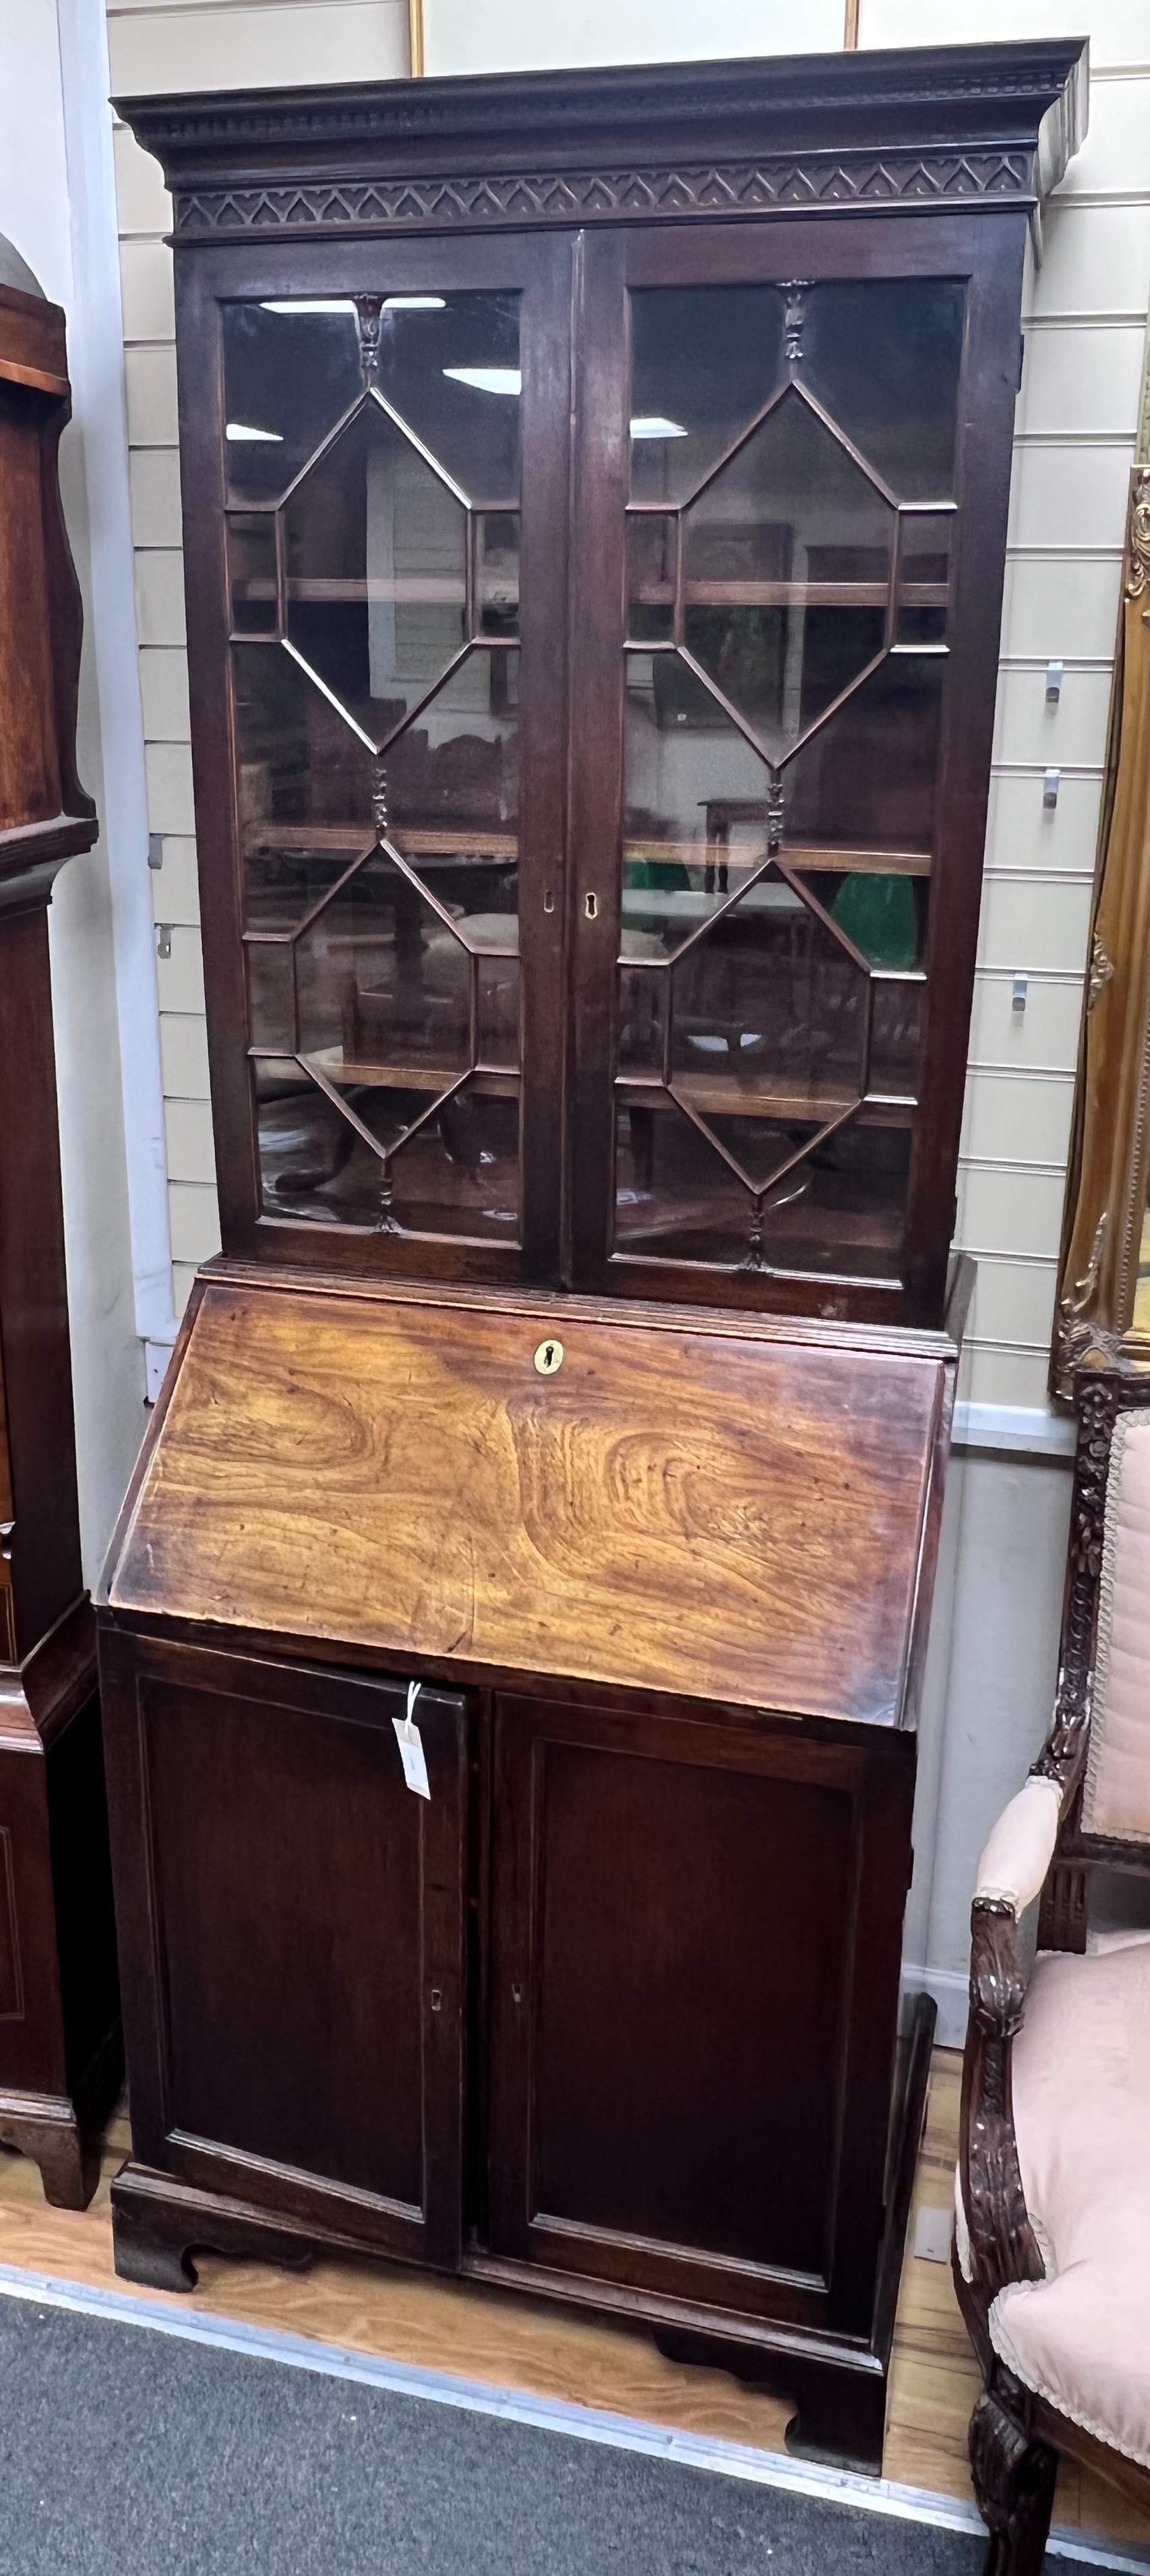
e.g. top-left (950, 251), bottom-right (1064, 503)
top-left (0, 391), bottom-right (57, 833)
top-left (116, 1643), bottom-right (468, 2261)
top-left (109, 1279), bottom-right (948, 1725)
top-left (0, 286), bottom-right (67, 399)
top-left (531, 1747), bottom-right (851, 2270)
top-left (0, 1829), bottom-right (22, 2021)
top-left (487, 1692), bottom-right (915, 2335)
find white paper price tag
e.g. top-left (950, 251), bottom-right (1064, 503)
top-left (393, 1681), bottom-right (430, 1800)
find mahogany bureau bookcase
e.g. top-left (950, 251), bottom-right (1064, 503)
top-left (100, 42), bottom-right (1085, 2472)
top-left (0, 261), bottom-right (121, 2206)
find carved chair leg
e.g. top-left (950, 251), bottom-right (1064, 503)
top-left (969, 2371), bottom-right (1057, 2576)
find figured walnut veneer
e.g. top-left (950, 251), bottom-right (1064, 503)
top-left (108, 1279), bottom-right (946, 1723)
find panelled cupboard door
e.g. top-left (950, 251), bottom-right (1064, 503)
top-left (566, 213), bottom-right (1027, 1326)
top-left (100, 1630), bottom-right (467, 2267)
top-left (175, 232), bottom-right (574, 1287)
top-left (486, 1694), bottom-right (915, 2335)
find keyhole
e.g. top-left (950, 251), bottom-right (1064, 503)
top-left (533, 1338), bottom-right (564, 1376)
top-left (543, 888), bottom-right (555, 915)
top-left (584, 892), bottom-right (599, 921)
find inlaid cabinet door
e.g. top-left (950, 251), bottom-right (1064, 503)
top-left (100, 1629), bottom-right (468, 2268)
top-left (565, 213), bottom-right (1025, 1324)
top-left (486, 1692), bottom-right (915, 2336)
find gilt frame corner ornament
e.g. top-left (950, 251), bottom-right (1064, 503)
top-left (1051, 444), bottom-right (1150, 1403)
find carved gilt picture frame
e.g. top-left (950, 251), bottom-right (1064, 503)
top-left (1052, 336), bottom-right (1150, 1398)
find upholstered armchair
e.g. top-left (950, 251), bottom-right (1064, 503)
top-left (955, 1368), bottom-right (1150, 2573)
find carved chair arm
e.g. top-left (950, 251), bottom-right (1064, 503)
top-left (959, 1776), bottom-right (1064, 2315)
top-left (974, 1773), bottom-right (1062, 1916)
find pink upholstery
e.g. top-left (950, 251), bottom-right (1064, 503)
top-left (1083, 1413), bottom-right (1150, 1841)
top-left (974, 1773), bottom-right (1062, 1914)
top-left (988, 1935), bottom-right (1150, 2468)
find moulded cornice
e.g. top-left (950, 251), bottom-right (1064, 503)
top-left (114, 39), bottom-right (1087, 241)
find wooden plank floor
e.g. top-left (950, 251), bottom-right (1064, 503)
top-left (0, 2052), bottom-right (1147, 2554)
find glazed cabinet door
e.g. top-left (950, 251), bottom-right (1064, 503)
top-left (566, 213), bottom-right (1026, 1325)
top-left (101, 1631), bottom-right (467, 2267)
top-left (485, 1693), bottom-right (915, 2337)
top-left (176, 233), bottom-right (573, 1287)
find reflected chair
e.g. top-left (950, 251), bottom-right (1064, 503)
top-left (955, 1365), bottom-right (1150, 2572)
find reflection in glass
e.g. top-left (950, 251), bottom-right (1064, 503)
top-left (284, 403), bottom-right (468, 747)
top-left (222, 293), bottom-right (522, 508)
top-left (295, 849), bottom-right (471, 1084)
top-left (793, 867), bottom-right (924, 973)
top-left (682, 388), bottom-right (895, 762)
top-left (227, 516), bottom-right (278, 635)
top-left (630, 287), bottom-right (785, 505)
top-left (246, 936), bottom-right (295, 1053)
top-left (624, 655), bottom-right (769, 958)
top-left (897, 514), bottom-right (953, 648)
top-left (614, 1099), bottom-right (909, 1277)
top-left (374, 294), bottom-right (520, 503)
top-left (477, 514), bottom-right (520, 636)
top-left (257, 1059), bottom-right (520, 1241)
top-left (870, 979), bottom-right (926, 1099)
top-left (626, 516), bottom-right (675, 643)
top-left (801, 282), bottom-right (965, 501)
top-left (669, 879), bottom-right (869, 1140)
top-left (785, 656), bottom-right (944, 859)
top-left (234, 644), bottom-right (375, 934)
top-left (223, 304), bottom-right (362, 502)
top-left (382, 648), bottom-right (520, 910)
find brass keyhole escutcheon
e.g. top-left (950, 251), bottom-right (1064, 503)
top-left (584, 892), bottom-right (599, 920)
top-left (534, 1338), bottom-right (564, 1376)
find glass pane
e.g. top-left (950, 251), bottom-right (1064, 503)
top-left (682, 386), bottom-right (895, 763)
top-left (284, 400), bottom-right (468, 748)
top-left (477, 955), bottom-right (520, 1071)
top-left (390, 1086), bottom-right (520, 1239)
top-left (613, 1098), bottom-right (909, 1279)
top-left (618, 964), bottom-right (665, 1078)
top-left (296, 848), bottom-right (472, 1088)
top-left (623, 654), bottom-right (770, 960)
top-left (800, 281), bottom-right (966, 501)
top-left (246, 937), bottom-right (295, 1053)
top-left (256, 1064), bottom-right (376, 1222)
top-left (630, 286), bottom-right (785, 506)
top-left (477, 514), bottom-right (520, 638)
top-left (615, 1095), bottom-right (752, 1258)
top-left (233, 644), bottom-right (375, 934)
top-left (897, 513), bottom-right (953, 648)
top-left (794, 1123), bottom-right (911, 1277)
top-left (871, 979), bottom-right (926, 1099)
top-left (783, 657), bottom-right (944, 859)
top-left (223, 303), bottom-right (363, 503)
top-left (375, 293), bottom-right (520, 505)
top-left (381, 648), bottom-right (520, 934)
top-left (793, 867), bottom-right (926, 973)
top-left (669, 876), bottom-right (869, 1143)
top-left (227, 515), bottom-right (278, 636)
top-left (627, 516), bottom-right (675, 643)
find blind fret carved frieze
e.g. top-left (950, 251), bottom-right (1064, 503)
top-left (173, 152), bottom-right (1038, 241)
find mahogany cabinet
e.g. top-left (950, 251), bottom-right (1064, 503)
top-left (100, 42), bottom-right (1084, 2470)
top-left (0, 265), bottom-right (121, 2205)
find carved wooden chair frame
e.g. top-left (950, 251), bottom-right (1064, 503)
top-left (957, 1362), bottom-right (1150, 2570)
